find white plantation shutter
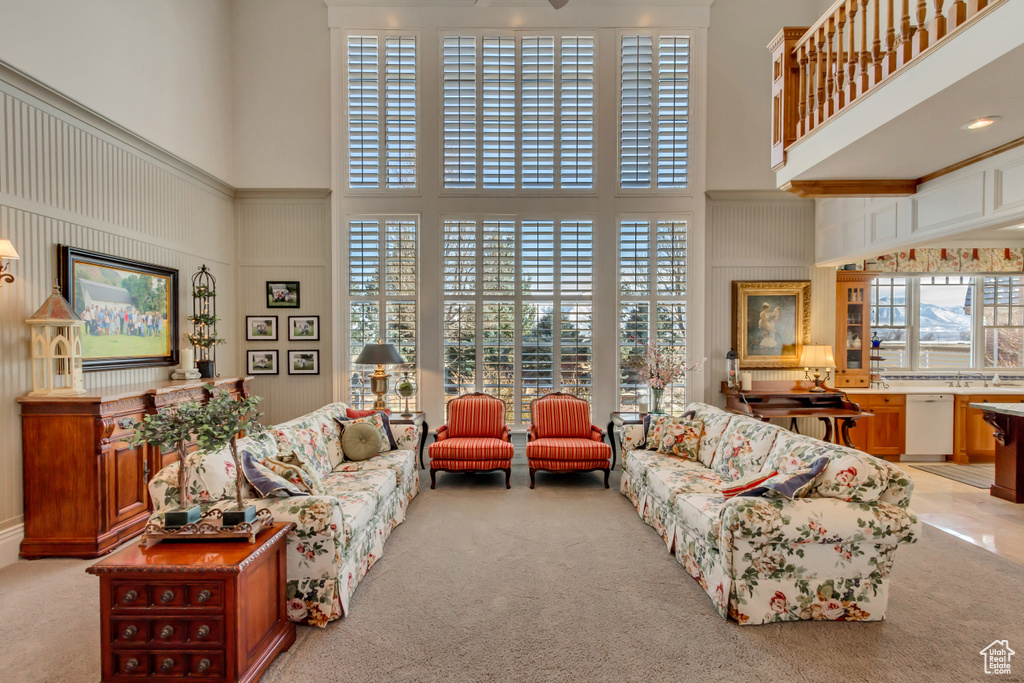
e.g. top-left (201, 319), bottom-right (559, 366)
top-left (348, 216), bottom-right (418, 410)
top-left (657, 37), bottom-right (689, 188)
top-left (482, 37), bottom-right (516, 189)
top-left (482, 220), bottom-right (516, 293)
top-left (443, 36), bottom-right (478, 188)
top-left (520, 301), bottom-right (556, 423)
top-left (348, 37), bottom-right (380, 189)
top-left (620, 35), bottom-right (653, 189)
top-left (443, 302), bottom-right (477, 408)
top-left (347, 35), bottom-right (417, 190)
top-left (560, 304), bottom-right (593, 403)
top-left (522, 37), bottom-right (556, 189)
top-left (443, 220), bottom-right (477, 294)
top-left (560, 37), bottom-right (595, 189)
top-left (482, 301), bottom-right (516, 422)
top-left (521, 220), bottom-right (555, 295)
top-left (618, 217), bottom-right (688, 412)
top-left (559, 220), bottom-right (593, 295)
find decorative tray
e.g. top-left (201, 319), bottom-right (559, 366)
top-left (140, 508), bottom-right (274, 548)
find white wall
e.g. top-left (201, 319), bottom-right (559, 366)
top-left (230, 0), bottom-right (332, 189)
top-left (706, 0), bottom-right (823, 191)
top-left (0, 0), bottom-right (234, 183)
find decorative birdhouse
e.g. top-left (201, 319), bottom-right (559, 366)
top-left (26, 283), bottom-right (86, 396)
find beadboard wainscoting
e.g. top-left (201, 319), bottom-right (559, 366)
top-left (0, 64), bottom-right (238, 565)
top-left (236, 190), bottom-right (332, 425)
top-left (704, 195), bottom-right (835, 438)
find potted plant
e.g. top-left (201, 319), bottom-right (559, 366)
top-left (627, 342), bottom-right (706, 414)
top-left (195, 386), bottom-right (265, 527)
top-left (131, 401), bottom-right (206, 528)
top-left (187, 266), bottom-right (224, 378)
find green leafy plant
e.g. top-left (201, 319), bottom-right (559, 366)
top-left (187, 332), bottom-right (227, 348)
top-left (131, 402), bottom-right (206, 511)
top-left (194, 386), bottom-right (265, 512)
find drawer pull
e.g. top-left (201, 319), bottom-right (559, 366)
top-left (159, 625), bottom-right (175, 640)
top-left (117, 417), bottom-right (136, 430)
top-left (122, 590), bottom-right (138, 604)
top-left (195, 625), bottom-right (210, 639)
top-left (160, 658), bottom-right (175, 673)
top-left (196, 658), bottom-right (211, 674)
top-left (121, 625), bottom-right (137, 640)
top-left (123, 659), bottom-right (139, 673)
top-left (159, 589), bottom-right (175, 604)
top-left (196, 589), bottom-right (211, 603)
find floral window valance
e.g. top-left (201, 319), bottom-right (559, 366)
top-left (863, 248), bottom-right (1024, 274)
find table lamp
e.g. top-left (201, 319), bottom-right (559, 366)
top-left (800, 345), bottom-right (835, 392)
top-left (355, 339), bottom-right (406, 410)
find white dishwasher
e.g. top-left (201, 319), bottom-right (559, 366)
top-left (903, 394), bottom-right (954, 460)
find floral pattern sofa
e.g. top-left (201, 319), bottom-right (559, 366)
top-left (619, 402), bottom-right (921, 625)
top-left (147, 402), bottom-right (421, 628)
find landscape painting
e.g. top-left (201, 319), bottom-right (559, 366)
top-left (60, 246), bottom-right (178, 371)
top-left (732, 280), bottom-right (810, 369)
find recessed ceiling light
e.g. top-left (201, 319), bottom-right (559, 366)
top-left (962, 116), bottom-right (999, 130)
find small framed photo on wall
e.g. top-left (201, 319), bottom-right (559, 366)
top-left (247, 350), bottom-right (279, 375)
top-left (246, 315), bottom-right (278, 341)
top-left (288, 350), bottom-right (320, 375)
top-left (288, 315), bottom-right (320, 341)
top-left (266, 281), bottom-right (300, 308)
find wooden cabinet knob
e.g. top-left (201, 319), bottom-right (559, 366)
top-left (196, 658), bottom-right (211, 673)
top-left (159, 589), bottom-right (175, 604)
top-left (159, 625), bottom-right (175, 640)
top-left (195, 625), bottom-right (210, 639)
top-left (121, 625), bottom-right (137, 640)
top-left (196, 589), bottom-right (211, 603)
top-left (160, 658), bottom-right (175, 673)
top-left (122, 590), bottom-right (138, 604)
top-left (123, 659), bottom-right (139, 673)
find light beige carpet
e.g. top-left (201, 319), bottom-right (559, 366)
top-left (2, 464), bottom-right (1023, 682)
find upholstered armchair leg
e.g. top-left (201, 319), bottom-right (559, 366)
top-left (430, 468), bottom-right (437, 490)
top-left (603, 468), bottom-right (610, 489)
top-left (504, 468), bottom-right (512, 489)
top-left (529, 468), bottom-right (536, 489)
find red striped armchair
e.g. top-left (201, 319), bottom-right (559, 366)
top-left (429, 393), bottom-right (514, 489)
top-left (526, 392), bottom-right (611, 489)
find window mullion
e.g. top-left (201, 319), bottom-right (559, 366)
top-left (475, 218), bottom-right (484, 393)
top-left (513, 218), bottom-right (524, 426)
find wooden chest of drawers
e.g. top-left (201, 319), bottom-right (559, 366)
top-left (87, 523), bottom-right (295, 683)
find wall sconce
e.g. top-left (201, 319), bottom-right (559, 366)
top-left (0, 238), bottom-right (19, 286)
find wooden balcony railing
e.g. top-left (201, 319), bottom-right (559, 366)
top-left (769, 0), bottom-right (1001, 171)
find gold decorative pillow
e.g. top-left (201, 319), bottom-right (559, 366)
top-left (657, 419), bottom-right (705, 460)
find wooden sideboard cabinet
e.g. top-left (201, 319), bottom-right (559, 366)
top-left (18, 376), bottom-right (252, 559)
top-left (844, 394), bottom-right (906, 460)
top-left (835, 271), bottom-right (875, 389)
top-left (954, 394), bottom-right (1024, 464)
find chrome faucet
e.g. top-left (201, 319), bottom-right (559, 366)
top-left (955, 371), bottom-right (963, 388)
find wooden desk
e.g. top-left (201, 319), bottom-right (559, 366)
top-left (721, 381), bottom-right (871, 449)
top-left (973, 403), bottom-right (1024, 503)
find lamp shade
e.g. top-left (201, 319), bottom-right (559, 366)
top-left (355, 342), bottom-right (405, 366)
top-left (0, 239), bottom-right (18, 260)
top-left (799, 344), bottom-right (835, 369)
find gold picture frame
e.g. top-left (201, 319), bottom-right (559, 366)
top-left (732, 280), bottom-right (811, 369)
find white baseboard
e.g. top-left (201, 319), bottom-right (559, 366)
top-left (0, 524), bottom-right (24, 569)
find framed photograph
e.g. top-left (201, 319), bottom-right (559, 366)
top-left (246, 315), bottom-right (278, 341)
top-left (247, 350), bottom-right (279, 375)
top-left (732, 280), bottom-right (811, 369)
top-left (288, 315), bottom-right (320, 341)
top-left (58, 245), bottom-right (178, 372)
top-left (288, 350), bottom-right (320, 375)
top-left (266, 281), bottom-right (300, 308)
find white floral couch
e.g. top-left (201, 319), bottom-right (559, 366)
top-left (147, 403), bottom-right (421, 628)
top-left (620, 402), bottom-right (921, 625)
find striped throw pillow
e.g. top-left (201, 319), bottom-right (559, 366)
top-left (721, 470), bottom-right (778, 499)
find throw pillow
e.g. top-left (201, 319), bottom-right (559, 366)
top-left (335, 413), bottom-right (391, 455)
top-left (645, 415), bottom-right (672, 452)
top-left (241, 449), bottom-right (309, 498)
top-left (341, 422), bottom-right (383, 461)
top-left (347, 407), bottom-right (392, 418)
top-left (737, 456), bottom-right (830, 500)
top-left (263, 457), bottom-right (322, 494)
top-left (721, 470), bottom-right (778, 499)
top-left (656, 419), bottom-right (704, 460)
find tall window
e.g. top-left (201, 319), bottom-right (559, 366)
top-left (618, 217), bottom-right (687, 412)
top-left (443, 217), bottom-right (593, 423)
top-left (349, 217), bottom-right (418, 409)
top-left (870, 275), bottom-right (1024, 371)
top-left (620, 34), bottom-right (689, 190)
top-left (347, 35), bottom-right (417, 189)
top-left (442, 33), bottom-right (596, 190)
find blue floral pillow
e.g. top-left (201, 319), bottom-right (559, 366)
top-left (738, 456), bottom-right (830, 500)
top-left (241, 449), bottom-right (309, 498)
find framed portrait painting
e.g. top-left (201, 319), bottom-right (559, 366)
top-left (288, 315), bottom-right (320, 341)
top-left (266, 281), bottom-right (299, 308)
top-left (59, 245), bottom-right (178, 371)
top-left (247, 350), bottom-right (279, 375)
top-left (732, 281), bottom-right (811, 369)
top-left (288, 350), bottom-right (320, 375)
top-left (246, 315), bottom-right (278, 341)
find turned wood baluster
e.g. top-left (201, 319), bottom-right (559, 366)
top-left (967, 0), bottom-right (988, 20)
top-left (947, 0), bottom-right (967, 29)
top-left (871, 0), bottom-right (884, 85)
top-left (858, 0), bottom-right (871, 93)
top-left (798, 45), bottom-right (808, 137)
top-left (897, 0), bottom-right (914, 67)
top-left (806, 40), bottom-right (817, 132)
top-left (931, 0), bottom-right (947, 40)
top-left (912, 0), bottom-right (929, 55)
top-left (816, 28), bottom-right (827, 125)
top-left (834, 8), bottom-right (847, 111)
top-left (825, 17), bottom-right (836, 118)
top-left (883, 0), bottom-right (897, 76)
top-left (846, 0), bottom-right (859, 100)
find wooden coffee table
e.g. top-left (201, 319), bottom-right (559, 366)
top-left (87, 522), bottom-right (295, 683)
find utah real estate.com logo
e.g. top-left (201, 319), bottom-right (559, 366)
top-left (980, 641), bottom-right (1015, 675)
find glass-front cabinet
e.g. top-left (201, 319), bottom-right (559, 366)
top-left (835, 271), bottom-right (875, 387)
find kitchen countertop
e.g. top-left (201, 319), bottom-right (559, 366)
top-left (969, 403), bottom-right (1024, 417)
top-left (844, 386), bottom-right (1024, 395)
